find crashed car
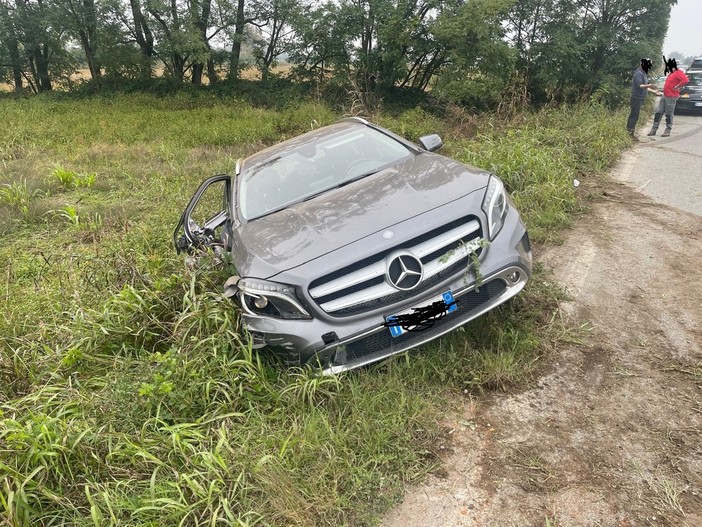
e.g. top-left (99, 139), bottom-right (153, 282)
top-left (174, 117), bottom-right (532, 373)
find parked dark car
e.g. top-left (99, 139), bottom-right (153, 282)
top-left (675, 71), bottom-right (702, 114)
top-left (686, 58), bottom-right (702, 72)
top-left (174, 118), bottom-right (532, 373)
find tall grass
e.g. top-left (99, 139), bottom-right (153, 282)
top-left (451, 104), bottom-right (630, 242)
top-left (0, 93), bottom-right (632, 526)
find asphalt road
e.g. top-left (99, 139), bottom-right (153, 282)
top-left (617, 111), bottom-right (702, 215)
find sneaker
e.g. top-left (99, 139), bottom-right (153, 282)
top-left (662, 131), bottom-right (670, 137)
top-left (647, 130), bottom-right (656, 136)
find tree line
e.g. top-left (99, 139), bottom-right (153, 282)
top-left (0, 0), bottom-right (677, 107)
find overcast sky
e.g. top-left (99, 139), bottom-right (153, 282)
top-left (663, 0), bottom-right (702, 58)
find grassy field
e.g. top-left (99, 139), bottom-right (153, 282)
top-left (0, 91), bottom-right (631, 526)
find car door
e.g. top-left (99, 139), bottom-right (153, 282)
top-left (174, 174), bottom-right (233, 254)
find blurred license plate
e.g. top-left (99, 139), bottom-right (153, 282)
top-left (386, 290), bottom-right (457, 337)
top-left (695, 102), bottom-right (702, 107)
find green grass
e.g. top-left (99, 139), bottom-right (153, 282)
top-left (448, 104), bottom-right (631, 243)
top-left (0, 92), bottom-right (632, 526)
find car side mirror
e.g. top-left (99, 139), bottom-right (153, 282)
top-left (174, 174), bottom-right (232, 254)
top-left (418, 134), bottom-right (443, 152)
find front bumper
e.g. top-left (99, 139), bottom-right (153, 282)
top-left (321, 264), bottom-right (528, 373)
top-left (240, 203), bottom-right (532, 372)
top-left (675, 98), bottom-right (702, 112)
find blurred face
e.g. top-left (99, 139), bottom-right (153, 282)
top-left (664, 57), bottom-right (677, 75)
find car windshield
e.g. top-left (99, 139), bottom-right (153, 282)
top-left (238, 126), bottom-right (413, 220)
top-left (687, 72), bottom-right (702, 86)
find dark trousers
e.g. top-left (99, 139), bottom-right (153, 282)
top-left (627, 96), bottom-right (645, 134)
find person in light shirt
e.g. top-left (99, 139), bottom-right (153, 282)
top-left (648, 57), bottom-right (689, 138)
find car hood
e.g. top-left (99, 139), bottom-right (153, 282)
top-left (232, 153), bottom-right (489, 278)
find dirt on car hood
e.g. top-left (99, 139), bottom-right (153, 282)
top-left (232, 153), bottom-right (489, 279)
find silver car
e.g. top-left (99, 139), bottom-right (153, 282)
top-left (174, 118), bottom-right (532, 373)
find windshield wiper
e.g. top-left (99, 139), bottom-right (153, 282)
top-left (249, 204), bottom-right (293, 221)
top-left (340, 170), bottom-right (380, 186)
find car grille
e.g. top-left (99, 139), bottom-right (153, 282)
top-left (308, 215), bottom-right (483, 316)
top-left (343, 279), bottom-right (506, 362)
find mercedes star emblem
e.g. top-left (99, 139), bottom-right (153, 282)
top-left (386, 252), bottom-right (423, 290)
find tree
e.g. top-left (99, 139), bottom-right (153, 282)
top-left (287, 0), bottom-right (353, 83)
top-left (126, 0), bottom-right (156, 74)
top-left (0, 0), bottom-right (25, 90)
top-left (250, 0), bottom-right (297, 80)
top-left (54, 0), bottom-right (102, 79)
top-left (433, 0), bottom-right (515, 108)
top-left (577, 0), bottom-right (676, 80)
top-left (189, 0), bottom-right (216, 84)
top-left (503, 0), bottom-right (677, 104)
top-left (12, 0), bottom-right (75, 92)
top-left (226, 0), bottom-right (248, 79)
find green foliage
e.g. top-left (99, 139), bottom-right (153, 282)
top-left (53, 204), bottom-right (81, 226)
top-left (502, 0), bottom-right (677, 104)
top-left (0, 93), bottom-right (632, 526)
top-left (433, 0), bottom-right (516, 109)
top-left (378, 107), bottom-right (445, 141)
top-left (452, 103), bottom-right (630, 242)
top-left (0, 179), bottom-right (41, 218)
top-left (50, 166), bottom-right (97, 190)
top-left (0, 0), bottom-right (677, 113)
top-left (279, 367), bottom-right (344, 407)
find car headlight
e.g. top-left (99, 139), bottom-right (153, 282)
top-left (481, 175), bottom-right (509, 240)
top-left (237, 278), bottom-right (311, 319)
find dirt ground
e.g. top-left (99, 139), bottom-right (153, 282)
top-left (382, 163), bottom-right (702, 526)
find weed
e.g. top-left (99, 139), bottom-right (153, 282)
top-left (664, 363), bottom-right (702, 380)
top-left (0, 179), bottom-right (43, 218)
top-left (632, 460), bottom-right (688, 516)
top-left (280, 367), bottom-right (344, 407)
top-left (78, 212), bottom-right (104, 242)
top-left (649, 474), bottom-right (687, 515)
top-left (50, 165), bottom-right (97, 190)
top-left (469, 251), bottom-right (483, 289)
top-left (514, 450), bottom-right (554, 486)
top-left (51, 204), bottom-right (81, 226)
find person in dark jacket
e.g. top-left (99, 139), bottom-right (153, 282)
top-left (626, 58), bottom-right (661, 140)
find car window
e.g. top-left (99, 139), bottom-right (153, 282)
top-left (688, 59), bottom-right (702, 70)
top-left (686, 73), bottom-right (702, 86)
top-left (239, 127), bottom-right (413, 220)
